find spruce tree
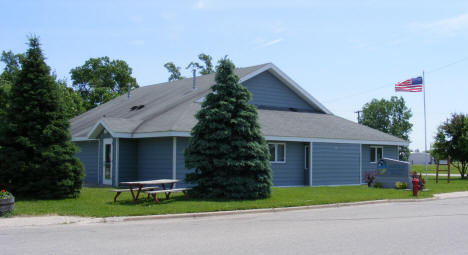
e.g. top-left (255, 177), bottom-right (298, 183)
top-left (0, 37), bottom-right (84, 198)
top-left (185, 58), bottom-right (272, 199)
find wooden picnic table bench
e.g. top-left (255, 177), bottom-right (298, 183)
top-left (110, 186), bottom-right (160, 202)
top-left (119, 179), bottom-right (180, 203)
top-left (145, 188), bottom-right (192, 204)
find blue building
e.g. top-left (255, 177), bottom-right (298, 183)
top-left (71, 63), bottom-right (407, 187)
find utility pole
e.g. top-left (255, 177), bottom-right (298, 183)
top-left (355, 110), bottom-right (362, 123)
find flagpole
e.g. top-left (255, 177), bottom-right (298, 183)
top-left (423, 70), bottom-right (428, 178)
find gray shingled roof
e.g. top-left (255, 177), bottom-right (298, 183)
top-left (70, 63), bottom-right (406, 145)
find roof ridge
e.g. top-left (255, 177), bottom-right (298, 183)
top-left (133, 63), bottom-right (270, 89)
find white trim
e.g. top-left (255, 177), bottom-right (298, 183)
top-left (72, 137), bottom-right (98, 142)
top-left (268, 143), bottom-right (286, 163)
top-left (97, 139), bottom-right (100, 184)
top-left (102, 138), bottom-right (113, 185)
top-left (172, 137), bottom-right (177, 180)
top-left (369, 146), bottom-right (384, 163)
top-left (359, 144), bottom-right (363, 184)
top-left (309, 142), bottom-right (313, 186)
top-left (264, 136), bottom-right (408, 146)
top-left (131, 131), bottom-right (191, 138)
top-left (239, 63), bottom-right (333, 114)
top-left (115, 138), bottom-right (119, 186)
top-left (87, 120), bottom-right (116, 139)
top-left (76, 133), bottom-right (407, 146)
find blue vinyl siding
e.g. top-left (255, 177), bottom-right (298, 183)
top-left (118, 139), bottom-right (137, 183)
top-left (242, 71), bottom-right (316, 112)
top-left (312, 142), bottom-right (360, 186)
top-left (270, 142), bottom-right (307, 186)
top-left (75, 141), bottom-right (99, 185)
top-left (176, 139), bottom-right (307, 187)
top-left (176, 137), bottom-right (194, 187)
top-left (137, 137), bottom-right (173, 181)
top-left (361, 145), bottom-right (399, 183)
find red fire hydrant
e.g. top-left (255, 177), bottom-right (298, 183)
top-left (412, 177), bottom-right (419, 196)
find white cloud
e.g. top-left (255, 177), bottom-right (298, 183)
top-left (253, 38), bottom-right (284, 49)
top-left (194, 0), bottom-right (207, 9)
top-left (411, 13), bottom-right (468, 36)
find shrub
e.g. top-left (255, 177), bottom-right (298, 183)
top-left (363, 171), bottom-right (377, 187)
top-left (373, 182), bottom-right (383, 188)
top-left (395, 182), bottom-right (407, 189)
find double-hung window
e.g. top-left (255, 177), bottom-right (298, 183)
top-left (370, 146), bottom-right (383, 163)
top-left (268, 143), bottom-right (286, 163)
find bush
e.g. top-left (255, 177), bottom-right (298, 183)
top-left (373, 182), bottom-right (383, 188)
top-left (363, 171), bottom-right (377, 187)
top-left (395, 182), bottom-right (407, 189)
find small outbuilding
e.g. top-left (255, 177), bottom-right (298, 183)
top-left (409, 152), bottom-right (433, 165)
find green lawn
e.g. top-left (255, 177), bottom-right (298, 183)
top-left (11, 176), bottom-right (468, 217)
top-left (411, 164), bottom-right (461, 175)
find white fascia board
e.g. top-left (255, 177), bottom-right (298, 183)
top-left (92, 131), bottom-right (191, 139)
top-left (130, 131), bottom-right (191, 138)
top-left (87, 119), bottom-right (117, 139)
top-left (71, 137), bottom-right (98, 142)
top-left (239, 63), bottom-right (333, 115)
top-left (264, 136), bottom-right (408, 146)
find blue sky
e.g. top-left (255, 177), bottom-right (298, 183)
top-left (1, 0), bottom-right (468, 150)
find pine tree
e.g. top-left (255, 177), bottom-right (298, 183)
top-left (0, 37), bottom-right (84, 198)
top-left (184, 58), bottom-right (272, 199)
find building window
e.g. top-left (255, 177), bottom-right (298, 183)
top-left (268, 143), bottom-right (286, 163)
top-left (370, 146), bottom-right (383, 163)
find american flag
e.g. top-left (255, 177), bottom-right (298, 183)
top-left (395, 77), bottom-right (423, 92)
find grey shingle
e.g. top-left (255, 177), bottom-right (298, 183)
top-left (70, 63), bottom-right (406, 144)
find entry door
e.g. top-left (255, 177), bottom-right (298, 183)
top-left (103, 138), bottom-right (113, 185)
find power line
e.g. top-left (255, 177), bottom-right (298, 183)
top-left (324, 55), bottom-right (468, 103)
top-left (426, 56), bottom-right (468, 74)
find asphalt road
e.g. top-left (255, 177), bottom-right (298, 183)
top-left (2, 197), bottom-right (468, 255)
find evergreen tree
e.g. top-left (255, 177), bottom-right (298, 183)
top-left (0, 37), bottom-right (84, 198)
top-left (184, 58), bottom-right (272, 199)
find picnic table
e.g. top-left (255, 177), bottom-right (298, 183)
top-left (119, 179), bottom-right (179, 203)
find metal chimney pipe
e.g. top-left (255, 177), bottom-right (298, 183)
top-left (192, 68), bottom-right (196, 90)
top-left (127, 83), bottom-right (130, 99)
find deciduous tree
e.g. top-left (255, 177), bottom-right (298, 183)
top-left (70, 56), bottom-right (138, 110)
top-left (432, 113), bottom-right (468, 179)
top-left (360, 96), bottom-right (413, 160)
top-left (164, 62), bottom-right (184, 81)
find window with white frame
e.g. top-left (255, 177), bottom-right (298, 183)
top-left (268, 143), bottom-right (286, 163)
top-left (370, 146), bottom-right (383, 163)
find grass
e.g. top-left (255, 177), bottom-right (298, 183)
top-left (10, 176), bottom-right (468, 218)
top-left (411, 164), bottom-right (461, 175)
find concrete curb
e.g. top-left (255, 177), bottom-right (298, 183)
top-left (115, 197), bottom-right (438, 222)
top-left (9, 192), bottom-right (468, 227)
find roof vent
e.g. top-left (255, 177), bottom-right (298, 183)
top-left (130, 105), bottom-right (145, 111)
top-left (192, 68), bottom-right (196, 90)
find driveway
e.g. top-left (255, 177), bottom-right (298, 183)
top-left (2, 196), bottom-right (468, 255)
